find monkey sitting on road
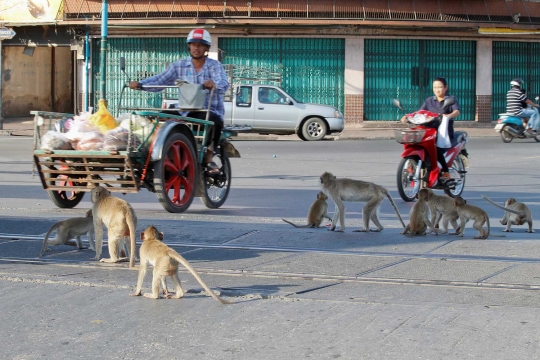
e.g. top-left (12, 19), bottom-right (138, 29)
top-left (91, 186), bottom-right (138, 268)
top-left (453, 197), bottom-right (490, 239)
top-left (38, 210), bottom-right (95, 257)
top-left (130, 225), bottom-right (231, 304)
top-left (482, 195), bottom-right (533, 233)
top-left (401, 189), bottom-right (438, 238)
top-left (424, 189), bottom-right (460, 234)
top-left (319, 172), bottom-right (406, 232)
top-left (282, 191), bottom-right (332, 228)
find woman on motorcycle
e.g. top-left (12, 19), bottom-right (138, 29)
top-left (401, 77), bottom-right (460, 181)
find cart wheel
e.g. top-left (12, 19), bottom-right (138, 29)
top-left (201, 151), bottom-right (231, 209)
top-left (47, 173), bottom-right (85, 208)
top-left (154, 133), bottom-right (198, 213)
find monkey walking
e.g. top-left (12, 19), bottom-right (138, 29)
top-left (401, 189), bottom-right (438, 237)
top-left (453, 197), bottom-right (491, 239)
top-left (482, 195), bottom-right (534, 233)
top-left (38, 210), bottom-right (95, 257)
top-left (130, 225), bottom-right (231, 304)
top-left (424, 189), bottom-right (460, 234)
top-left (282, 191), bottom-right (332, 228)
top-left (319, 172), bottom-right (406, 232)
top-left (91, 186), bottom-right (138, 268)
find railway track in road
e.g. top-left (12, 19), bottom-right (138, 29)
top-left (1, 233), bottom-right (540, 294)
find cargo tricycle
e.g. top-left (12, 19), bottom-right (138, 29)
top-left (32, 75), bottom-right (244, 213)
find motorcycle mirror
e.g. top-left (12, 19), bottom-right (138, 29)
top-left (392, 99), bottom-right (404, 110)
top-left (120, 57), bottom-right (126, 71)
top-left (443, 97), bottom-right (455, 108)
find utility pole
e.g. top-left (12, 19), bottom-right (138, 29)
top-left (99, 0), bottom-right (108, 102)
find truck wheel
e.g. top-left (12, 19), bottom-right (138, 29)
top-left (301, 118), bottom-right (327, 141)
top-left (47, 173), bottom-right (85, 208)
top-left (201, 151), bottom-right (231, 209)
top-left (154, 133), bottom-right (198, 213)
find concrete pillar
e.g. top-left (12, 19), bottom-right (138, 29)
top-left (208, 34), bottom-right (219, 60)
top-left (476, 40), bottom-right (492, 123)
top-left (344, 38), bottom-right (364, 123)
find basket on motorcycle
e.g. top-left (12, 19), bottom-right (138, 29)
top-left (394, 129), bottom-right (426, 144)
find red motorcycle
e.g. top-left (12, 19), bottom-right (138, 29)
top-left (392, 99), bottom-right (469, 202)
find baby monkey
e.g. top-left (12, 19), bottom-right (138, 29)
top-left (130, 225), bottom-right (231, 304)
top-left (453, 197), bottom-right (490, 239)
top-left (282, 191), bottom-right (332, 228)
top-left (401, 189), bottom-right (438, 237)
top-left (38, 210), bottom-right (95, 257)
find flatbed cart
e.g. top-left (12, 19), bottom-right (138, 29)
top-left (31, 91), bottom-right (246, 213)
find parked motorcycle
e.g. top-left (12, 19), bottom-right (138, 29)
top-left (393, 99), bottom-right (469, 202)
top-left (495, 102), bottom-right (540, 143)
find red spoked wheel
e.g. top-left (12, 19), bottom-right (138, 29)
top-left (154, 132), bottom-right (198, 213)
top-left (47, 173), bottom-right (85, 208)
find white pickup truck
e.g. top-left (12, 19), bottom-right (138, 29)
top-left (163, 84), bottom-right (344, 141)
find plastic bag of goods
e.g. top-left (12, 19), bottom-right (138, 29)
top-left (103, 126), bottom-right (141, 151)
top-left (40, 131), bottom-right (74, 151)
top-left (88, 99), bottom-right (118, 134)
top-left (118, 114), bottom-right (154, 141)
top-left (76, 131), bottom-right (105, 151)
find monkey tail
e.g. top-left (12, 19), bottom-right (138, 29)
top-left (281, 219), bottom-right (312, 228)
top-left (126, 208), bottom-right (137, 268)
top-left (486, 215), bottom-right (490, 239)
top-left (384, 190), bottom-right (407, 228)
top-left (168, 250), bottom-right (232, 304)
top-left (481, 195), bottom-right (524, 216)
top-left (39, 222), bottom-right (61, 258)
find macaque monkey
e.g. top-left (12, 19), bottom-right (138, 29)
top-left (38, 210), bottom-right (95, 257)
top-left (130, 226), bottom-right (231, 304)
top-left (319, 172), bottom-right (406, 232)
top-left (91, 186), bottom-right (138, 268)
top-left (482, 195), bottom-right (533, 233)
top-left (401, 189), bottom-right (438, 237)
top-left (453, 197), bottom-right (490, 239)
top-left (424, 189), bottom-right (460, 234)
top-left (282, 191), bottom-right (332, 228)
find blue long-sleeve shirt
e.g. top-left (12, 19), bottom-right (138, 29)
top-left (140, 57), bottom-right (229, 119)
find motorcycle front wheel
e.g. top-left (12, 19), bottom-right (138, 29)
top-left (444, 155), bottom-right (466, 198)
top-left (397, 156), bottom-right (422, 202)
top-left (500, 125), bottom-right (514, 143)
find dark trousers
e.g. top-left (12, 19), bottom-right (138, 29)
top-left (437, 147), bottom-right (449, 173)
top-left (187, 111), bottom-right (223, 150)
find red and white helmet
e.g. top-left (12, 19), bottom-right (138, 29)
top-left (186, 28), bottom-right (212, 46)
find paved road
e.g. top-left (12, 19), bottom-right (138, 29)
top-left (0, 136), bottom-right (539, 359)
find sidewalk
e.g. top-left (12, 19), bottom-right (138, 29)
top-left (0, 116), bottom-right (499, 140)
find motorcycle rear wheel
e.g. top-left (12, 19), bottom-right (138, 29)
top-left (500, 125), bottom-right (514, 143)
top-left (397, 156), bottom-right (421, 202)
top-left (444, 155), bottom-right (466, 198)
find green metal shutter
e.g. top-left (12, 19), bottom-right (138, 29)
top-left (492, 41), bottom-right (540, 120)
top-left (365, 39), bottom-right (476, 121)
top-left (91, 38), bottom-right (189, 115)
top-left (219, 38), bottom-right (345, 112)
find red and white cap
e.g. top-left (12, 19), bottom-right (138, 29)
top-left (187, 28), bottom-right (212, 46)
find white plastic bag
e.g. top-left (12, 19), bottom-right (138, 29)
top-left (436, 115), bottom-right (451, 148)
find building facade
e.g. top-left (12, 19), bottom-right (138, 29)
top-left (2, 0), bottom-right (540, 123)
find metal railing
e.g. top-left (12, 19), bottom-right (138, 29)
top-left (60, 0), bottom-right (540, 24)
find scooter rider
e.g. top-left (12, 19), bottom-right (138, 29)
top-left (129, 28), bottom-right (229, 171)
top-left (506, 78), bottom-right (539, 135)
top-left (401, 77), bottom-right (460, 181)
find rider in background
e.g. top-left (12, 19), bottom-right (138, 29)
top-left (402, 77), bottom-right (460, 181)
top-left (129, 28), bottom-right (229, 171)
top-left (506, 78), bottom-right (539, 135)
